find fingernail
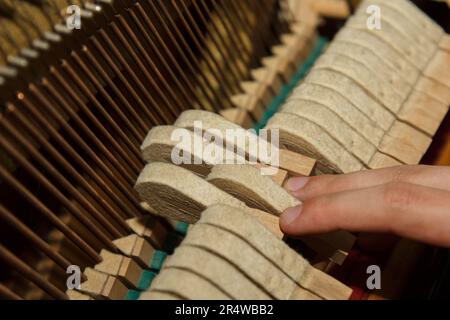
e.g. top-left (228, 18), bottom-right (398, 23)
top-left (281, 205), bottom-right (303, 226)
top-left (285, 177), bottom-right (309, 192)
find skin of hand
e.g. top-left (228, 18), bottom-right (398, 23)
top-left (280, 165), bottom-right (450, 248)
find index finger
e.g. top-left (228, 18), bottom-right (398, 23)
top-left (280, 182), bottom-right (450, 248)
top-left (285, 165), bottom-right (450, 200)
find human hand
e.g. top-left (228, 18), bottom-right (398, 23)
top-left (280, 165), bottom-right (450, 247)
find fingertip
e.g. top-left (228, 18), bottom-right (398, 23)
top-left (280, 204), bottom-right (303, 233)
top-left (284, 177), bottom-right (309, 193)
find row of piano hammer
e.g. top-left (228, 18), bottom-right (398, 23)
top-left (66, 5), bottom-right (354, 299)
top-left (229, 0), bottom-right (450, 175)
top-left (68, 0), bottom-right (450, 300)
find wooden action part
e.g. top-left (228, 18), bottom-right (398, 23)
top-left (78, 268), bottom-right (129, 300)
top-left (66, 290), bottom-right (94, 300)
top-left (125, 216), bottom-right (167, 250)
top-left (231, 94), bottom-right (265, 122)
top-left (113, 234), bottom-right (162, 271)
top-left (95, 250), bottom-right (147, 291)
top-left (220, 108), bottom-right (253, 129)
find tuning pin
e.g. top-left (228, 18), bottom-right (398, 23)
top-left (95, 0), bottom-right (125, 15)
top-left (94, 0), bottom-right (115, 17)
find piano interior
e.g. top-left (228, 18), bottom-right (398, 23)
top-left (0, 0), bottom-right (449, 300)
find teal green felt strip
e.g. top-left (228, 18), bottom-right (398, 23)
top-left (174, 221), bottom-right (189, 235)
top-left (254, 36), bottom-right (329, 131)
top-left (125, 290), bottom-right (141, 300)
top-left (137, 270), bottom-right (156, 291)
top-left (124, 270), bottom-right (157, 300)
top-left (149, 250), bottom-right (168, 271)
